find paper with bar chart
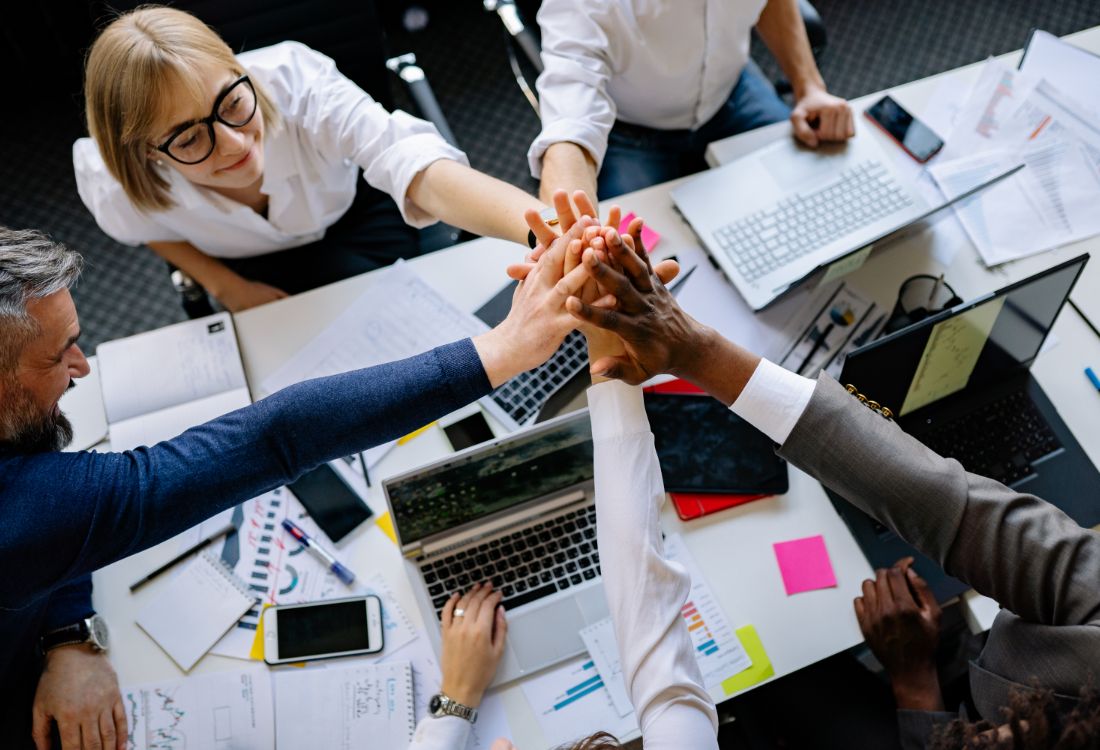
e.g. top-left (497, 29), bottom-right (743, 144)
top-left (519, 656), bottom-right (638, 746)
top-left (123, 665), bottom-right (273, 750)
top-left (663, 533), bottom-right (753, 687)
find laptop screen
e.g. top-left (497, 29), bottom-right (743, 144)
top-left (840, 255), bottom-right (1087, 418)
top-left (386, 411), bottom-right (594, 545)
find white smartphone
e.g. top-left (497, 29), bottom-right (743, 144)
top-left (262, 595), bottom-right (383, 664)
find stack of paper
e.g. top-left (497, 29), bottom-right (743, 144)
top-left (927, 37), bottom-right (1100, 266)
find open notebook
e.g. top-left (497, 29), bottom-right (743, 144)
top-left (95, 312), bottom-right (250, 450)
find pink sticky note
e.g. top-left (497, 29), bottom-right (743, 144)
top-left (618, 212), bottom-right (661, 252)
top-left (773, 535), bottom-right (837, 595)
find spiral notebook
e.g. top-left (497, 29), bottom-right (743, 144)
top-left (135, 549), bottom-right (257, 671)
top-left (274, 661), bottom-right (416, 747)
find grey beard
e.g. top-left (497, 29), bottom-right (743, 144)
top-left (0, 382), bottom-right (75, 454)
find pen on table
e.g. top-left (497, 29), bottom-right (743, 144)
top-left (928, 273), bottom-right (944, 306)
top-left (129, 521), bottom-right (236, 593)
top-left (1086, 367), bottom-right (1100, 393)
top-left (358, 451), bottom-right (371, 488)
top-left (668, 264), bottom-right (697, 296)
top-left (282, 518), bottom-right (356, 585)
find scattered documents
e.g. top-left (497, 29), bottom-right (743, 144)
top-left (929, 56), bottom-right (1100, 266)
top-left (577, 619), bottom-right (635, 717)
top-left (260, 262), bottom-right (488, 394)
top-left (96, 312), bottom-right (250, 450)
top-left (122, 665), bottom-right (274, 749)
top-left (779, 282), bottom-right (879, 378)
top-left (135, 550), bottom-right (256, 670)
top-left (1019, 29), bottom-right (1100, 110)
top-left (274, 661), bottom-right (416, 749)
top-left (520, 655), bottom-right (639, 747)
top-left (772, 535), bottom-right (838, 596)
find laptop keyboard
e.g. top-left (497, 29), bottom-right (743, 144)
top-left (712, 159), bottom-right (913, 283)
top-left (420, 504), bottom-right (600, 620)
top-left (920, 389), bottom-right (1062, 486)
top-left (485, 330), bottom-right (588, 427)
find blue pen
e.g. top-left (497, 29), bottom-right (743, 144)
top-left (282, 518), bottom-right (356, 585)
top-left (1087, 367), bottom-right (1100, 392)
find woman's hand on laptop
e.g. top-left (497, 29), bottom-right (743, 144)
top-left (440, 583), bottom-right (508, 708)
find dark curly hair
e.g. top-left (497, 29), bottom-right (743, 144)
top-left (929, 686), bottom-right (1100, 749)
top-left (559, 731), bottom-right (623, 750)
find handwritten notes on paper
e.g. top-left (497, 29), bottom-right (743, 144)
top-left (900, 297), bottom-right (1004, 416)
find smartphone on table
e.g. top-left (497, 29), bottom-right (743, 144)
top-left (287, 462), bottom-right (373, 543)
top-left (262, 595), bottom-right (383, 664)
top-left (864, 95), bottom-right (945, 163)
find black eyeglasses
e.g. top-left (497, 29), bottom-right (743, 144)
top-left (156, 76), bottom-right (258, 165)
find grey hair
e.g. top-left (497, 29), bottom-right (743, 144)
top-left (0, 227), bottom-right (84, 372)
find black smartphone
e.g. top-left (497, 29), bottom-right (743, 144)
top-left (864, 95), bottom-right (944, 163)
top-left (643, 393), bottom-right (788, 495)
top-left (442, 412), bottom-right (495, 451)
top-left (286, 462), bottom-right (373, 543)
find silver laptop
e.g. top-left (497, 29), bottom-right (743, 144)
top-left (671, 126), bottom-right (1021, 310)
top-left (383, 409), bottom-right (608, 685)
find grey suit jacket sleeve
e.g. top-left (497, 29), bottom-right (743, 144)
top-left (777, 375), bottom-right (1100, 629)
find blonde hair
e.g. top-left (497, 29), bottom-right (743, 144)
top-left (83, 5), bottom-right (280, 211)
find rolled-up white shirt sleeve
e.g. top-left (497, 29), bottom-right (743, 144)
top-left (407, 714), bottom-right (470, 750)
top-left (589, 381), bottom-right (720, 749)
top-left (527, 0), bottom-right (619, 178)
top-left (263, 42), bottom-right (469, 228)
top-left (730, 359), bottom-right (816, 445)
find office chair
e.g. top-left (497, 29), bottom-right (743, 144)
top-left (484, 0), bottom-right (828, 113)
top-left (96, 0), bottom-right (462, 318)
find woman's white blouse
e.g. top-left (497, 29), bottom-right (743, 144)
top-left (73, 41), bottom-right (467, 258)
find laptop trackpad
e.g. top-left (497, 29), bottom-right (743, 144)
top-left (509, 600), bottom-right (588, 671)
top-left (761, 141), bottom-right (848, 191)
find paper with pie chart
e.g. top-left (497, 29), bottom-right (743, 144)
top-left (196, 487), bottom-right (416, 659)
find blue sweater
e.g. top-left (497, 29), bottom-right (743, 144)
top-left (0, 339), bottom-right (489, 742)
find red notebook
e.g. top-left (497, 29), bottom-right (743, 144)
top-left (643, 379), bottom-right (769, 521)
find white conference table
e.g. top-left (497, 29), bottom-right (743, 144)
top-left (91, 25), bottom-right (1100, 750)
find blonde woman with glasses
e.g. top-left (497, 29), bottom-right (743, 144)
top-left (74, 6), bottom-right (556, 311)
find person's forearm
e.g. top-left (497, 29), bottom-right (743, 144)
top-left (673, 327), bottom-right (762, 407)
top-left (756, 0), bottom-right (825, 98)
top-left (538, 142), bottom-right (599, 205)
top-left (41, 575), bottom-right (93, 631)
top-left (146, 240), bottom-right (248, 301)
top-left (891, 668), bottom-right (944, 712)
top-left (0, 340), bottom-right (494, 605)
top-left (407, 160), bottom-right (544, 245)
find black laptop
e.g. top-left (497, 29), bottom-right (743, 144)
top-left (829, 254), bottom-right (1098, 602)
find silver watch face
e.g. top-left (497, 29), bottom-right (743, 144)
top-left (88, 615), bottom-right (109, 651)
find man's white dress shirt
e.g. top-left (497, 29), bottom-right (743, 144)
top-left (528, 0), bottom-right (768, 178)
top-left (74, 41), bottom-right (466, 258)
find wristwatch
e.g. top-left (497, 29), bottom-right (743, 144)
top-left (429, 692), bottom-right (478, 724)
top-left (527, 206), bottom-right (560, 249)
top-left (40, 614), bottom-right (110, 653)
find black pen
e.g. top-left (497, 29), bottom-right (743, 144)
top-left (359, 451), bottom-right (372, 488)
top-left (129, 521), bottom-right (235, 592)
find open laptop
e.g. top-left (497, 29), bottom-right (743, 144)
top-left (383, 409), bottom-right (607, 685)
top-left (828, 254), bottom-right (1098, 601)
top-left (670, 125), bottom-right (1021, 311)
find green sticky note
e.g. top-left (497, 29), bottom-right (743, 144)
top-left (721, 625), bottom-right (775, 695)
top-left (821, 245), bottom-right (873, 283)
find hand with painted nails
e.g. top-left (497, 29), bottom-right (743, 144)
top-left (439, 582), bottom-right (509, 708)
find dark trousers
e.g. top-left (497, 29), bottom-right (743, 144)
top-left (223, 179), bottom-right (420, 295)
top-left (597, 61), bottom-right (792, 198)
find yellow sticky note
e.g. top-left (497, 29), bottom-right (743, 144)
top-left (397, 422), bottom-right (436, 445)
top-left (721, 625), bottom-right (775, 695)
top-left (249, 604), bottom-right (273, 660)
top-left (375, 511), bottom-right (398, 545)
top-left (899, 296), bottom-right (1004, 416)
top-left (821, 245), bottom-right (873, 283)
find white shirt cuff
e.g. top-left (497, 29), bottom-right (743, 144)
top-left (587, 380), bottom-right (649, 441)
top-left (408, 715), bottom-right (472, 749)
top-left (527, 119), bottom-right (609, 179)
top-left (729, 359), bottom-right (816, 445)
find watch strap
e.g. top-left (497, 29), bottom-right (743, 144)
top-left (433, 693), bottom-right (478, 724)
top-left (40, 620), bottom-right (90, 652)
